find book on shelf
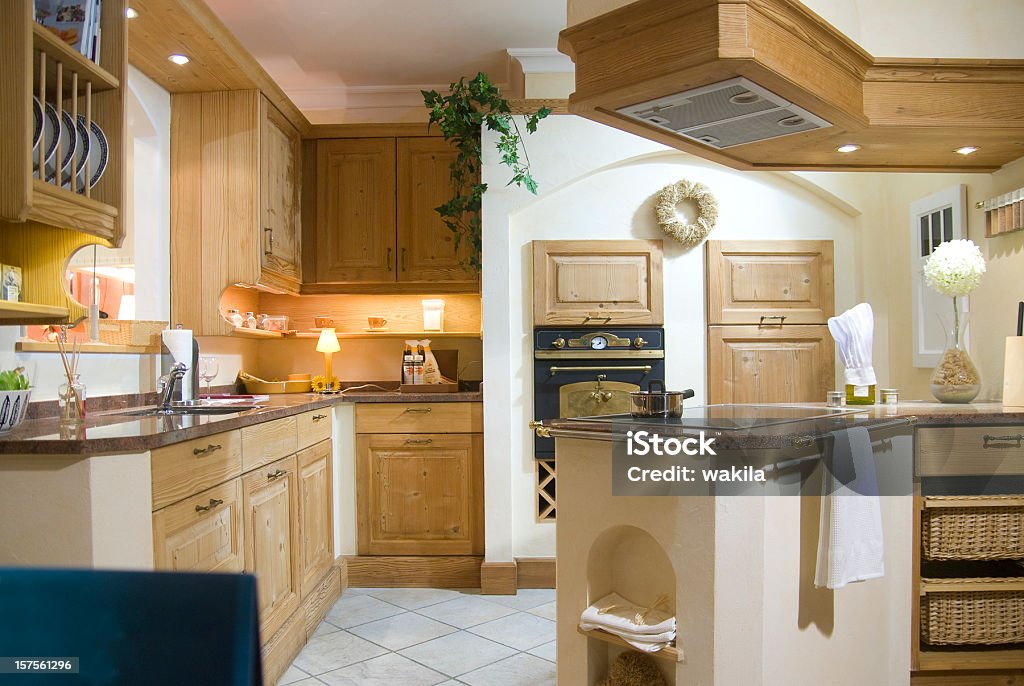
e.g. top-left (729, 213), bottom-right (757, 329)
top-left (34, 0), bottom-right (103, 66)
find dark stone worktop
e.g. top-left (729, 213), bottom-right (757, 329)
top-left (0, 389), bottom-right (481, 456)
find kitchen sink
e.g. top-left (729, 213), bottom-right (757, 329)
top-left (115, 405), bottom-right (266, 417)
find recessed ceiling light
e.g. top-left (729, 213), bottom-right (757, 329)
top-left (954, 146), bottom-right (979, 155)
top-left (168, 54), bottom-right (190, 65)
top-left (125, 7), bottom-right (138, 18)
top-left (836, 144), bottom-right (860, 153)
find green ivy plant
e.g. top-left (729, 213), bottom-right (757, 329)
top-left (422, 73), bottom-right (550, 271)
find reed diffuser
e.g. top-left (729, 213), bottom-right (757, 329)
top-left (55, 337), bottom-right (86, 425)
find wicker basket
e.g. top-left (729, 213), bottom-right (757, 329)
top-left (97, 320), bottom-right (167, 347)
top-left (921, 577), bottom-right (1024, 645)
top-left (922, 495), bottom-right (1024, 561)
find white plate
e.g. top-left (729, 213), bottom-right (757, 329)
top-left (62, 116), bottom-right (90, 188)
top-left (43, 105), bottom-right (76, 184)
top-left (33, 97), bottom-right (59, 175)
top-left (70, 116), bottom-right (107, 192)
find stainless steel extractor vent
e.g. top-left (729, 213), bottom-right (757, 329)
top-left (617, 77), bottom-right (831, 148)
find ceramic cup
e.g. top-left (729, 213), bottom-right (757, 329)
top-left (367, 317), bottom-right (388, 329)
top-left (313, 316), bottom-right (333, 328)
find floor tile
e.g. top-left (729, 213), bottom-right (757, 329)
top-left (399, 631), bottom-right (517, 677)
top-left (288, 680), bottom-right (325, 686)
top-left (342, 586), bottom-right (376, 595)
top-left (327, 593), bottom-right (406, 629)
top-left (459, 653), bottom-right (556, 686)
top-left (365, 587), bottom-right (464, 610)
top-left (318, 653), bottom-right (448, 686)
top-left (415, 595), bottom-right (518, 629)
top-left (478, 588), bottom-right (555, 611)
top-left (436, 682), bottom-right (464, 685)
top-left (467, 612), bottom-right (556, 651)
top-left (526, 640), bottom-right (556, 662)
top-left (277, 664), bottom-right (310, 685)
top-left (292, 630), bottom-right (389, 676)
top-left (526, 601), bottom-right (557, 621)
top-left (310, 620), bottom-right (340, 638)
top-left (349, 611), bottom-right (457, 651)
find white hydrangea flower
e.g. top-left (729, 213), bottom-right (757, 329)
top-left (923, 239), bottom-right (986, 297)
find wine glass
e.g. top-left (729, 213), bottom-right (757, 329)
top-left (198, 357), bottom-right (220, 395)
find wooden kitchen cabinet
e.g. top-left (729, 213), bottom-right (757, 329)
top-left (297, 440), bottom-right (333, 597)
top-left (260, 99), bottom-right (302, 292)
top-left (152, 478), bottom-right (244, 573)
top-left (356, 433), bottom-right (484, 556)
top-left (532, 240), bottom-right (664, 326)
top-left (243, 454), bottom-right (300, 640)
top-left (707, 325), bottom-right (835, 404)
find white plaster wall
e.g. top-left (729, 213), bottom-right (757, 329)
top-left (482, 116), bottom-right (860, 559)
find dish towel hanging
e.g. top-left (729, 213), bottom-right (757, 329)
top-left (814, 426), bottom-right (885, 590)
top-left (579, 592), bottom-right (677, 652)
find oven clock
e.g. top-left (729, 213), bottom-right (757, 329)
top-left (590, 335), bottom-right (608, 350)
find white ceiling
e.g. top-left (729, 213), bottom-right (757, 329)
top-left (205, 0), bottom-right (568, 111)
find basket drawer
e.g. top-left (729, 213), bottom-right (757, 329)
top-left (921, 587), bottom-right (1024, 645)
top-left (923, 495), bottom-right (1024, 560)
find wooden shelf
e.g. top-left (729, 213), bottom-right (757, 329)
top-left (15, 340), bottom-right (158, 354)
top-left (232, 327), bottom-right (288, 339)
top-left (234, 330), bottom-right (483, 340)
top-left (28, 180), bottom-right (117, 240)
top-left (0, 300), bottom-right (69, 321)
top-left (32, 23), bottom-right (119, 93)
top-left (577, 627), bottom-right (682, 662)
top-left (917, 648), bottom-right (1024, 672)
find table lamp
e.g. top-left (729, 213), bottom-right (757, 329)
top-left (315, 328), bottom-right (341, 392)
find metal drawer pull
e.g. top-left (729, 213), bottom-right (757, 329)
top-left (193, 443), bottom-right (222, 457)
top-left (983, 434), bottom-right (1024, 447)
top-left (405, 438), bottom-right (433, 445)
top-left (549, 365), bottom-right (652, 376)
top-left (312, 414), bottom-right (327, 422)
top-left (264, 227), bottom-right (274, 256)
top-left (403, 408), bottom-right (432, 414)
top-left (195, 498), bottom-right (223, 513)
top-left (267, 469), bottom-right (287, 480)
top-left (759, 315), bottom-right (787, 324)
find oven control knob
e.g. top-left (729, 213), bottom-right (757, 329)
top-left (633, 337), bottom-right (648, 349)
top-left (552, 337), bottom-right (566, 349)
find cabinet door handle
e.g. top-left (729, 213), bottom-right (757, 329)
top-left (759, 315), bottom-right (787, 325)
top-left (264, 227), bottom-right (274, 256)
top-left (386, 247), bottom-right (393, 271)
top-left (195, 498), bottom-right (223, 513)
top-left (267, 469), bottom-right (287, 480)
top-left (403, 408), bottom-right (432, 414)
top-left (193, 443), bottom-right (222, 457)
top-left (404, 438), bottom-right (433, 445)
top-left (401, 247), bottom-right (407, 271)
top-left (312, 414), bottom-right (327, 422)
top-left (983, 434), bottom-right (1024, 447)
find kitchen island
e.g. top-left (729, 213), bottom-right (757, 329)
top-left (536, 402), bottom-right (1024, 686)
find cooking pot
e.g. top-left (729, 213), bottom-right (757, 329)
top-left (629, 380), bottom-right (695, 418)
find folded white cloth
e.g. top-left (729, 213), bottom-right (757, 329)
top-left (578, 622), bottom-right (675, 645)
top-left (814, 427), bottom-right (885, 589)
top-left (579, 592), bottom-right (675, 635)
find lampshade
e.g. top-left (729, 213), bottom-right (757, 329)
top-left (315, 327), bottom-right (341, 353)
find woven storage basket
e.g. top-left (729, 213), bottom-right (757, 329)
top-left (922, 495), bottom-right (1024, 561)
top-left (98, 320), bottom-right (167, 347)
top-left (920, 578), bottom-right (1024, 645)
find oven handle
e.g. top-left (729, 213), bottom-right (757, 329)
top-left (548, 365), bottom-right (652, 376)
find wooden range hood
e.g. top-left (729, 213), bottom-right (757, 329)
top-left (558, 0), bottom-right (1024, 172)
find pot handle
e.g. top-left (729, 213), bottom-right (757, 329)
top-left (647, 379), bottom-right (665, 393)
top-left (681, 389), bottom-right (695, 399)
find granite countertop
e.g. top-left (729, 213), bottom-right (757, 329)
top-left (540, 401), bottom-right (1024, 450)
top-left (0, 389), bottom-right (482, 456)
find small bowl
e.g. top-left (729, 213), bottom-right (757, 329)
top-left (0, 389), bottom-right (32, 432)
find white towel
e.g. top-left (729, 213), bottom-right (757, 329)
top-left (578, 622), bottom-right (676, 645)
top-left (579, 592), bottom-right (675, 635)
top-left (814, 427), bottom-right (885, 589)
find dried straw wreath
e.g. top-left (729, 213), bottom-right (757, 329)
top-left (655, 179), bottom-right (718, 246)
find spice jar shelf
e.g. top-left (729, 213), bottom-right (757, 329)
top-left (0, 301), bottom-right (69, 321)
top-left (32, 23), bottom-right (120, 94)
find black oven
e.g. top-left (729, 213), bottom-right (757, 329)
top-left (533, 328), bottom-right (665, 459)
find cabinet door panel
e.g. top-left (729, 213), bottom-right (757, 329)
top-left (533, 240), bottom-right (664, 325)
top-left (244, 455), bottom-right (299, 639)
top-left (707, 325), bottom-right (834, 404)
top-left (707, 240), bottom-right (834, 324)
top-left (315, 139), bottom-right (396, 282)
top-left (357, 433), bottom-right (483, 555)
top-left (297, 440), bottom-right (333, 597)
top-left (153, 479), bottom-right (243, 573)
top-left (397, 138), bottom-right (475, 282)
top-left (260, 98), bottom-right (302, 291)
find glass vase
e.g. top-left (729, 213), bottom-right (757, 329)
top-left (929, 299), bottom-right (980, 403)
top-left (58, 374), bottom-right (87, 425)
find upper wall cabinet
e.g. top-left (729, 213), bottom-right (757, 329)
top-left (533, 239), bottom-right (664, 326)
top-left (171, 91), bottom-right (301, 335)
top-left (309, 136), bottom-right (476, 293)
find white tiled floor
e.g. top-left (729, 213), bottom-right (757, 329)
top-left (279, 588), bottom-right (556, 686)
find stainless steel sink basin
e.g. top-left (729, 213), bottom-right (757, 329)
top-left (116, 405), bottom-right (266, 417)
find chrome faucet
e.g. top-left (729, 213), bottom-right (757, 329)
top-left (158, 362), bottom-right (189, 411)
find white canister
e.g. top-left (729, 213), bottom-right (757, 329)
top-left (422, 299), bottom-right (445, 331)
